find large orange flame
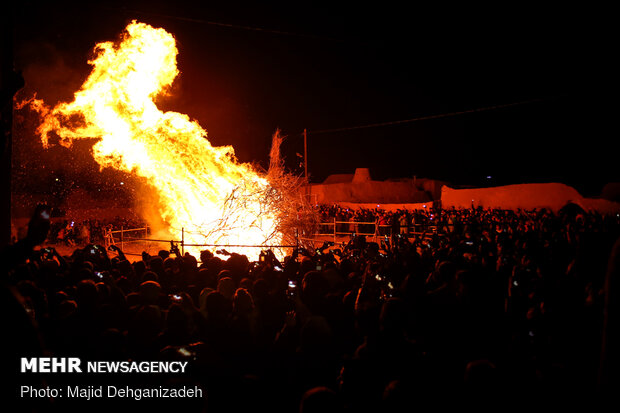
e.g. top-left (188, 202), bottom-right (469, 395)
top-left (30, 21), bottom-right (282, 257)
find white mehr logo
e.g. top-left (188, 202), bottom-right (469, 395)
top-left (21, 358), bottom-right (82, 373)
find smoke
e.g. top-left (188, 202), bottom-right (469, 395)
top-left (12, 40), bottom-right (125, 215)
top-left (15, 39), bottom-right (89, 105)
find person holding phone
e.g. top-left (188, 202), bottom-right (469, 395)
top-left (107, 244), bottom-right (127, 261)
top-left (38, 246), bottom-right (68, 271)
top-left (1, 204), bottom-right (51, 270)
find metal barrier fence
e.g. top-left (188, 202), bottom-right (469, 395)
top-left (104, 226), bottom-right (297, 258)
top-left (103, 226), bottom-right (150, 256)
top-left (313, 218), bottom-right (438, 244)
top-left (103, 219), bottom-right (439, 258)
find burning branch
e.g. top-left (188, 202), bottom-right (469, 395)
top-left (200, 129), bottom-right (318, 257)
top-left (265, 129), bottom-right (318, 251)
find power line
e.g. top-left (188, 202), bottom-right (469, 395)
top-left (99, 6), bottom-right (340, 42)
top-left (307, 95), bottom-right (567, 135)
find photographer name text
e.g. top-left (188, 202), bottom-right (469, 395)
top-left (21, 385), bottom-right (202, 400)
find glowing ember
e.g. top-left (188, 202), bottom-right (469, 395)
top-left (28, 21), bottom-right (282, 257)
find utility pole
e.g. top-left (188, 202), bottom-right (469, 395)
top-left (303, 128), bottom-right (309, 200)
top-left (303, 128), bottom-right (308, 184)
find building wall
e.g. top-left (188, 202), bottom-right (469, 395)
top-left (441, 183), bottom-right (620, 213)
top-left (309, 180), bottom-right (432, 204)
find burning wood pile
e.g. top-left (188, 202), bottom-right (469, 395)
top-left (20, 21), bottom-right (316, 258)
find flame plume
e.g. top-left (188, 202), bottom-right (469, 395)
top-left (28, 21), bottom-right (285, 257)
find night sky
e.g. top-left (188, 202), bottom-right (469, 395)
top-left (11, 1), bottom-right (615, 197)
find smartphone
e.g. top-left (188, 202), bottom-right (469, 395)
top-left (95, 271), bottom-right (104, 280)
top-left (170, 294), bottom-right (182, 302)
top-left (287, 280), bottom-right (297, 297)
top-left (274, 265), bottom-right (283, 272)
top-left (36, 204), bottom-right (51, 220)
top-left (178, 347), bottom-right (195, 358)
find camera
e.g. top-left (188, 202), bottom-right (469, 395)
top-left (259, 250), bottom-right (268, 262)
top-left (95, 271), bottom-right (104, 279)
top-left (170, 294), bottom-right (182, 302)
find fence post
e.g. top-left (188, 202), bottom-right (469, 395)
top-left (374, 218), bottom-right (378, 243)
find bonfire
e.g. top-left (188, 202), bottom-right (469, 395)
top-left (20, 21), bottom-right (316, 258)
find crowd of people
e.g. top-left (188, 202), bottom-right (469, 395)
top-left (2, 203), bottom-right (620, 411)
top-left (43, 217), bottom-right (147, 247)
top-left (315, 203), bottom-right (620, 238)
